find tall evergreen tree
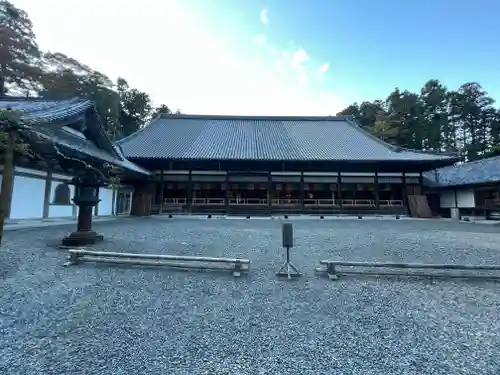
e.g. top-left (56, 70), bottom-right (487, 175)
top-left (420, 80), bottom-right (450, 151)
top-left (0, 0), bottom-right (41, 96)
top-left (117, 77), bottom-right (152, 137)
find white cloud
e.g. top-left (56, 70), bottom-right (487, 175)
top-left (315, 63), bottom-right (330, 81)
top-left (291, 48), bottom-right (309, 68)
top-left (319, 63), bottom-right (329, 73)
top-left (11, 0), bottom-right (344, 115)
top-left (260, 7), bottom-right (269, 25)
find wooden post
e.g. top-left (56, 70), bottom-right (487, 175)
top-left (0, 131), bottom-right (16, 245)
top-left (267, 172), bottom-right (272, 212)
top-left (42, 171), bottom-right (52, 218)
top-left (158, 169), bottom-right (164, 215)
top-left (300, 172), bottom-right (305, 212)
top-left (419, 171), bottom-right (424, 195)
top-left (337, 172), bottom-right (342, 209)
top-left (402, 172), bottom-right (408, 208)
top-left (224, 172), bottom-right (229, 213)
top-left (374, 171), bottom-right (380, 210)
top-left (187, 170), bottom-right (193, 214)
top-left (94, 187), bottom-right (100, 216)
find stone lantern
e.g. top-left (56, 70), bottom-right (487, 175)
top-left (61, 173), bottom-right (107, 247)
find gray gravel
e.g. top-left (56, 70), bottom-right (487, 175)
top-left (1, 216), bottom-right (500, 375)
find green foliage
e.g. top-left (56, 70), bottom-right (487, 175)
top-left (38, 52), bottom-right (122, 138)
top-left (0, 0), bottom-right (41, 95)
top-left (117, 77), bottom-right (152, 137)
top-left (151, 104), bottom-right (172, 118)
top-left (0, 107), bottom-right (21, 124)
top-left (0, 108), bottom-right (34, 159)
top-left (338, 79), bottom-right (499, 161)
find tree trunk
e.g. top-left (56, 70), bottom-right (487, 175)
top-left (0, 131), bottom-right (17, 245)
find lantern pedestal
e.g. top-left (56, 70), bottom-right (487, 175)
top-left (62, 176), bottom-right (104, 247)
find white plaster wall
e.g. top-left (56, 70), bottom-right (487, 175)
top-left (456, 189), bottom-right (475, 208)
top-left (97, 188), bottom-right (114, 216)
top-left (48, 183), bottom-right (75, 218)
top-left (10, 175), bottom-right (45, 219)
top-left (440, 190), bottom-right (455, 208)
top-left (2, 166), bottom-right (123, 220)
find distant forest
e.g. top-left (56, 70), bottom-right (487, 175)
top-left (2, 0), bottom-right (499, 162)
top-left (336, 81), bottom-right (500, 161)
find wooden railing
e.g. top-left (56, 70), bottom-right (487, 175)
top-left (164, 198), bottom-right (188, 205)
top-left (162, 198), bottom-right (404, 207)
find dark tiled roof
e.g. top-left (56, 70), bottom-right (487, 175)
top-left (118, 115), bottom-right (458, 163)
top-left (0, 97), bottom-right (150, 176)
top-left (48, 128), bottom-right (151, 175)
top-left (424, 156), bottom-right (500, 187)
top-left (0, 97), bottom-right (93, 123)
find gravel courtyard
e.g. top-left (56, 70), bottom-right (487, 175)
top-left (1, 217), bottom-right (500, 375)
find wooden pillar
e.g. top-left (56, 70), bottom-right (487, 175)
top-left (42, 171), bottom-right (52, 218)
top-left (402, 172), bottom-right (407, 203)
top-left (111, 187), bottom-right (116, 216)
top-left (374, 171), bottom-right (380, 209)
top-left (267, 172), bottom-right (273, 211)
top-left (94, 188), bottom-right (99, 216)
top-left (187, 170), bottom-right (193, 213)
top-left (224, 173), bottom-right (229, 213)
top-left (337, 172), bottom-right (342, 208)
top-left (158, 169), bottom-right (164, 215)
top-left (300, 171), bottom-right (305, 212)
top-left (419, 171), bottom-right (424, 195)
top-left (0, 130), bottom-right (16, 244)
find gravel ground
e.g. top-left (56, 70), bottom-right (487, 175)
top-left (1, 216), bottom-right (500, 375)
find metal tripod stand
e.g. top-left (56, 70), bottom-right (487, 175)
top-left (276, 245), bottom-right (301, 279)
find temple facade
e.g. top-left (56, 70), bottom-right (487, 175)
top-left (424, 155), bottom-right (500, 220)
top-left (118, 114), bottom-right (459, 216)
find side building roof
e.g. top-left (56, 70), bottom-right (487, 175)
top-left (0, 97), bottom-right (150, 176)
top-left (118, 114), bottom-right (458, 164)
top-left (424, 155), bottom-right (500, 188)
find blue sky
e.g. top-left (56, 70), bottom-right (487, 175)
top-left (13, 0), bottom-right (500, 114)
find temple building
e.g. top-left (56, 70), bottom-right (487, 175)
top-left (0, 97), bottom-right (148, 222)
top-left (423, 155), bottom-right (500, 220)
top-left (118, 114), bottom-right (458, 216)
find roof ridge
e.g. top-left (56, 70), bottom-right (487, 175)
top-left (0, 96), bottom-right (90, 104)
top-left (436, 155), bottom-right (500, 171)
top-left (158, 114), bottom-right (352, 121)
